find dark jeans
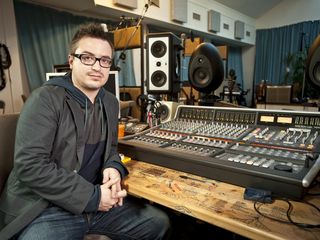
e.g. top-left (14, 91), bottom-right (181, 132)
top-left (16, 196), bottom-right (171, 240)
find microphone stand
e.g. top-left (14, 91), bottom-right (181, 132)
top-left (112, 4), bottom-right (151, 122)
top-left (114, 4), bottom-right (149, 69)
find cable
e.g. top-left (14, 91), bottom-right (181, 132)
top-left (307, 179), bottom-right (320, 196)
top-left (286, 200), bottom-right (320, 228)
top-left (254, 197), bottom-right (291, 224)
top-left (253, 196), bottom-right (320, 229)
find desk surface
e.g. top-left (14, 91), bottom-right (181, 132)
top-left (123, 160), bottom-right (320, 240)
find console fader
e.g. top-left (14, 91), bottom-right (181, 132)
top-left (118, 105), bottom-right (320, 199)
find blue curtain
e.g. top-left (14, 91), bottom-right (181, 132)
top-left (181, 56), bottom-right (190, 82)
top-left (254, 20), bottom-right (320, 86)
top-left (14, 1), bottom-right (135, 91)
top-left (114, 50), bottom-right (136, 86)
top-left (227, 46), bottom-right (243, 88)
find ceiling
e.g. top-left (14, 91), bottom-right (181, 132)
top-left (22, 0), bottom-right (285, 46)
top-left (214, 0), bottom-right (283, 18)
top-left (25, 0), bottom-right (284, 20)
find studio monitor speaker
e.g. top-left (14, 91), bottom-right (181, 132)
top-left (234, 20), bottom-right (245, 40)
top-left (306, 34), bottom-right (320, 89)
top-left (208, 10), bottom-right (221, 33)
top-left (157, 101), bottom-right (181, 123)
top-left (171, 0), bottom-right (188, 23)
top-left (146, 32), bottom-right (181, 94)
top-left (113, 0), bottom-right (137, 9)
top-left (188, 43), bottom-right (224, 93)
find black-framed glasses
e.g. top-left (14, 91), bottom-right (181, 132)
top-left (72, 53), bottom-right (112, 68)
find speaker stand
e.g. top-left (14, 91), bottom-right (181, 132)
top-left (167, 92), bottom-right (179, 102)
top-left (198, 93), bottom-right (220, 106)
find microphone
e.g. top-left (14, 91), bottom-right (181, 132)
top-left (147, 94), bottom-right (157, 102)
top-left (119, 52), bottom-right (126, 60)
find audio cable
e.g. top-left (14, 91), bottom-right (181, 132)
top-left (253, 196), bottom-right (320, 229)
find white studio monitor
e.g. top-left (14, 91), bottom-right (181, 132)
top-left (158, 101), bottom-right (181, 123)
top-left (146, 32), bottom-right (181, 94)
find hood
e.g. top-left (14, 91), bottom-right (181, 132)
top-left (44, 72), bottom-right (105, 108)
top-left (44, 72), bottom-right (106, 129)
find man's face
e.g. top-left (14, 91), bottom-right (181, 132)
top-left (68, 37), bottom-right (113, 97)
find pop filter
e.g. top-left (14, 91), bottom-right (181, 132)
top-left (306, 34), bottom-right (320, 89)
top-left (188, 43), bottom-right (224, 93)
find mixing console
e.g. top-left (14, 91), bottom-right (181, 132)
top-left (118, 105), bottom-right (320, 199)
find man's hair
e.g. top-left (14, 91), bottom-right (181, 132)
top-left (69, 23), bottom-right (114, 55)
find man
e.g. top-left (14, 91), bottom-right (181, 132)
top-left (0, 23), bottom-right (170, 240)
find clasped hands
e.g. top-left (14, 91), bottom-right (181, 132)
top-left (98, 168), bottom-right (127, 211)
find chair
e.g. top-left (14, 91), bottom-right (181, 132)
top-left (0, 114), bottom-right (110, 240)
top-left (0, 114), bottom-right (18, 194)
top-left (0, 100), bottom-right (5, 114)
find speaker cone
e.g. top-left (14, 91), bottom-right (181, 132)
top-left (151, 70), bottom-right (167, 87)
top-left (306, 34), bottom-right (320, 89)
top-left (192, 61), bottom-right (211, 86)
top-left (188, 43), bottom-right (224, 93)
top-left (151, 40), bottom-right (167, 58)
top-left (158, 105), bottom-right (169, 121)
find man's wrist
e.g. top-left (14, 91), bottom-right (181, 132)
top-left (84, 185), bottom-right (101, 212)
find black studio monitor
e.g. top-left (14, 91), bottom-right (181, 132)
top-left (188, 43), bottom-right (224, 93)
top-left (306, 34), bottom-right (320, 89)
top-left (188, 42), bottom-right (224, 105)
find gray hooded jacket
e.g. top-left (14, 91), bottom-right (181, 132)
top-left (0, 73), bottom-right (128, 239)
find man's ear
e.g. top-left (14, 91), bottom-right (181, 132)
top-left (68, 55), bottom-right (74, 70)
